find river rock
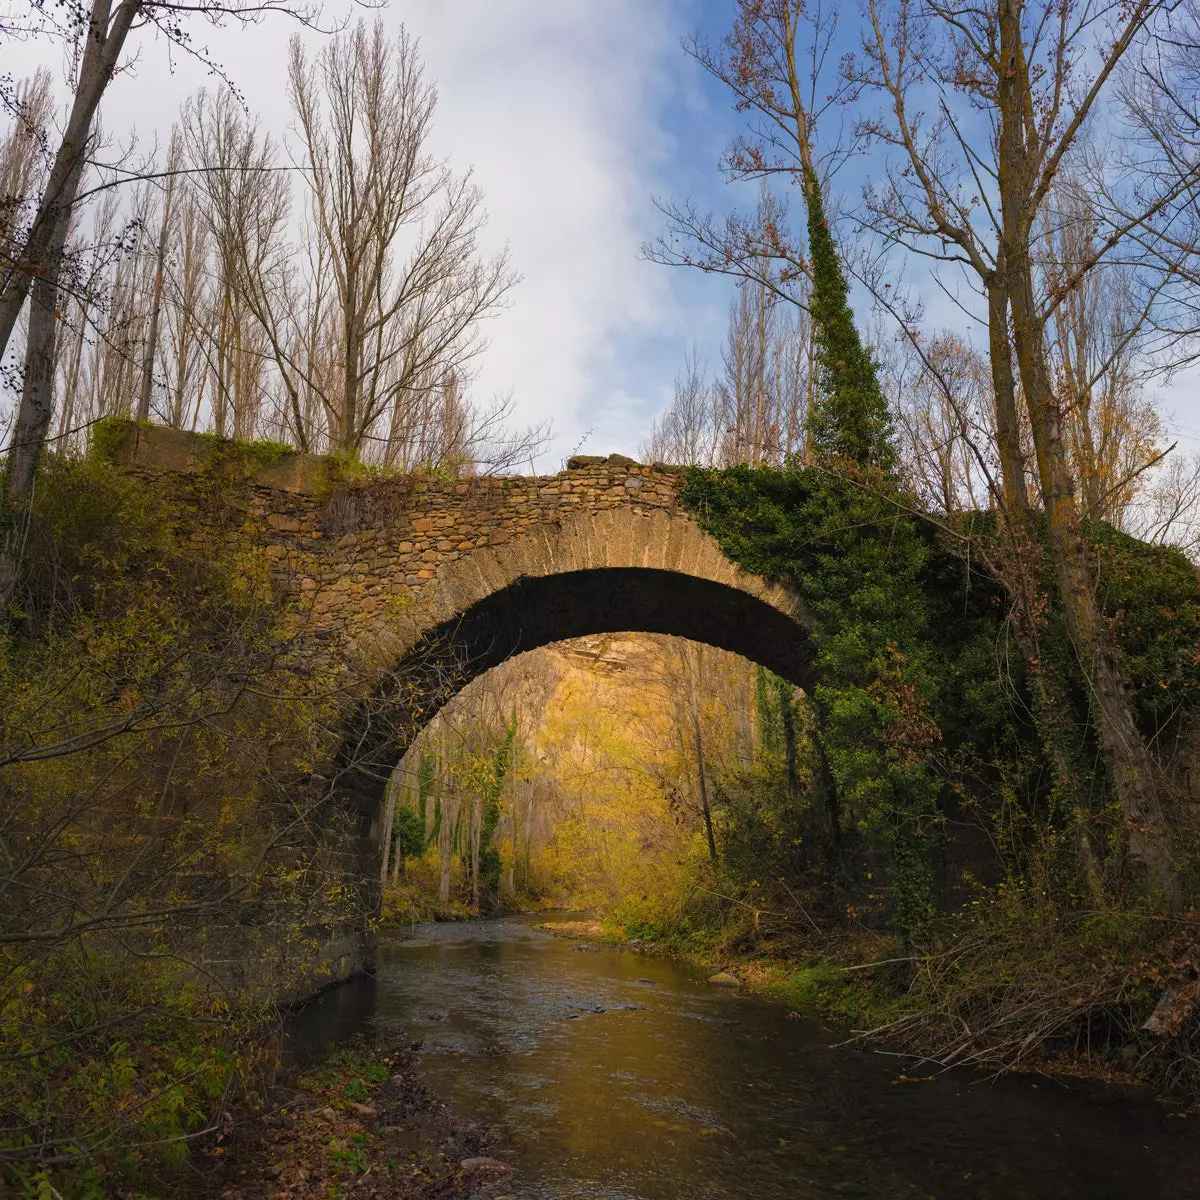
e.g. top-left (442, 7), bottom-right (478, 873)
top-left (460, 1156), bottom-right (511, 1174)
top-left (708, 972), bottom-right (740, 987)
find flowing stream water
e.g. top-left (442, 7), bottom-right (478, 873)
top-left (288, 916), bottom-right (1200, 1199)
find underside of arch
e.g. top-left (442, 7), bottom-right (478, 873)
top-left (331, 566), bottom-right (817, 816)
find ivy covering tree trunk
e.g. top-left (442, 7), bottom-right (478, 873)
top-left (672, 167), bottom-right (946, 942)
top-left (802, 170), bottom-right (896, 472)
top-left (799, 169), bottom-right (943, 942)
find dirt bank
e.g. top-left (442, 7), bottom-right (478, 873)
top-left (192, 1042), bottom-right (515, 1199)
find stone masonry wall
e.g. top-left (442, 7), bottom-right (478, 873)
top-left (104, 427), bottom-right (823, 988)
top-left (248, 455), bottom-right (681, 639)
top-left (111, 425), bottom-right (807, 677)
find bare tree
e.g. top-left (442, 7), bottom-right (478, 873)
top-left (714, 274), bottom-right (810, 464)
top-left (1128, 451), bottom-right (1200, 559)
top-left (180, 89), bottom-right (290, 440)
top-left (0, 0), bottom-right (323, 609)
top-left (91, 181), bottom-right (156, 422)
top-left (854, 0), bottom-right (1200, 893)
top-left (642, 347), bottom-right (720, 465)
top-left (855, 0), bottom-right (1033, 518)
top-left (0, 69), bottom-right (54, 295)
top-left (161, 190), bottom-right (212, 428)
top-left (286, 20), bottom-right (518, 456)
top-left (888, 331), bottom-right (992, 514)
top-left (136, 133), bottom-right (181, 423)
top-left (49, 190), bottom-right (131, 447)
top-left (644, 1), bottom-right (853, 307)
top-left (381, 371), bottom-right (548, 475)
top-left (646, 277), bottom-right (810, 468)
top-left (1040, 184), bottom-right (1167, 527)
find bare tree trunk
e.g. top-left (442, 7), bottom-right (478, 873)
top-left (523, 784), bottom-right (535, 891)
top-left (1015, 277), bottom-right (1172, 892)
top-left (379, 777), bottom-right (398, 895)
top-left (0, 1), bottom-right (139, 610)
top-left (470, 792), bottom-right (481, 910)
top-left (986, 266), bottom-right (1030, 517)
top-left (438, 797), bottom-right (453, 908)
top-left (0, 272), bottom-right (55, 601)
top-left (137, 155), bottom-right (177, 423)
top-left (997, 0), bottom-right (1174, 896)
top-left (0, 0), bottom-right (138, 363)
top-left (688, 653), bottom-right (718, 864)
top-left (781, 692), bottom-right (799, 800)
top-left (985, 265), bottom-right (1105, 896)
top-left (341, 286), bottom-right (360, 452)
top-left (214, 284), bottom-right (232, 438)
top-left (56, 299), bottom-right (89, 447)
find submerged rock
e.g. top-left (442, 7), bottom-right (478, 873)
top-left (460, 1155), bottom-right (511, 1174)
top-left (708, 972), bottom-right (740, 987)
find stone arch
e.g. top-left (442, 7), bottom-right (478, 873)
top-left (329, 506), bottom-right (816, 825)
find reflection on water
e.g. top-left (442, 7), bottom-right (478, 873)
top-left (288, 917), bottom-right (1199, 1199)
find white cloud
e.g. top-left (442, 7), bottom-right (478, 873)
top-left (397, 1), bottom-right (689, 465)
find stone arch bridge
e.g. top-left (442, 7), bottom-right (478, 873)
top-left (116, 426), bottom-right (815, 970)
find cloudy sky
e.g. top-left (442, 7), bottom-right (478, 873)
top-left (12, 0), bottom-right (753, 468)
top-left (11, 1), bottom-right (1200, 467)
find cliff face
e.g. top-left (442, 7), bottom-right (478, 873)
top-left (552, 633), bottom-right (667, 677)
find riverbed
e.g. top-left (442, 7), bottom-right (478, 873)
top-left (288, 916), bottom-right (1200, 1199)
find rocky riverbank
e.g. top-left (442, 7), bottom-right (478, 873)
top-left (193, 1042), bottom-right (515, 1199)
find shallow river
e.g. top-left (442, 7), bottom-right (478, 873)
top-left (289, 916), bottom-right (1200, 1199)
